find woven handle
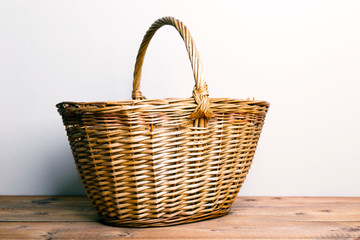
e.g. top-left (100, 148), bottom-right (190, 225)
top-left (132, 16), bottom-right (212, 119)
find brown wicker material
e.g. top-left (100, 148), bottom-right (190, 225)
top-left (56, 16), bottom-right (270, 227)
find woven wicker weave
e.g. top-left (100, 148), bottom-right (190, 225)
top-left (57, 16), bottom-right (269, 227)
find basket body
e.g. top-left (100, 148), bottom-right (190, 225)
top-left (57, 98), bottom-right (269, 227)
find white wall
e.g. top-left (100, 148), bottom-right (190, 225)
top-left (1, 0), bottom-right (359, 196)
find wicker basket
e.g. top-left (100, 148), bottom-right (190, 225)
top-left (57, 16), bottom-right (269, 227)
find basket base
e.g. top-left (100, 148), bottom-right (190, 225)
top-left (100, 209), bottom-right (230, 228)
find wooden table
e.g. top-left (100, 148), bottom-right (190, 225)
top-left (0, 196), bottom-right (359, 239)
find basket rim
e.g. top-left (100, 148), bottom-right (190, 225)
top-left (56, 97), bottom-right (270, 109)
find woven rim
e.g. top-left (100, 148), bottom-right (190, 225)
top-left (57, 98), bottom-right (270, 115)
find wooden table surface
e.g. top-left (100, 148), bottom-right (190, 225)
top-left (0, 196), bottom-right (359, 239)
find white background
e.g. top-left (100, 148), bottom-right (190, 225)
top-left (1, 0), bottom-right (359, 196)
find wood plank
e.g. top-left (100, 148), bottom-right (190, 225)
top-left (232, 197), bottom-right (360, 222)
top-left (0, 196), bottom-right (359, 239)
top-left (0, 221), bottom-right (359, 239)
top-left (1, 196), bottom-right (359, 222)
top-left (0, 196), bottom-right (98, 222)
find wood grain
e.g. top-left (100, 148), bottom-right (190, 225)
top-left (0, 196), bottom-right (359, 239)
top-left (0, 196), bottom-right (98, 222)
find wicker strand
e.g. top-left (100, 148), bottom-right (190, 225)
top-left (132, 16), bottom-right (212, 119)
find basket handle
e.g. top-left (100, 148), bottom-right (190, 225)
top-left (132, 16), bottom-right (212, 120)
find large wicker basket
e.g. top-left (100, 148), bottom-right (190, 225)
top-left (57, 16), bottom-right (269, 227)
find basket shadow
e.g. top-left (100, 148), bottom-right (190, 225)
top-left (46, 141), bottom-right (86, 196)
